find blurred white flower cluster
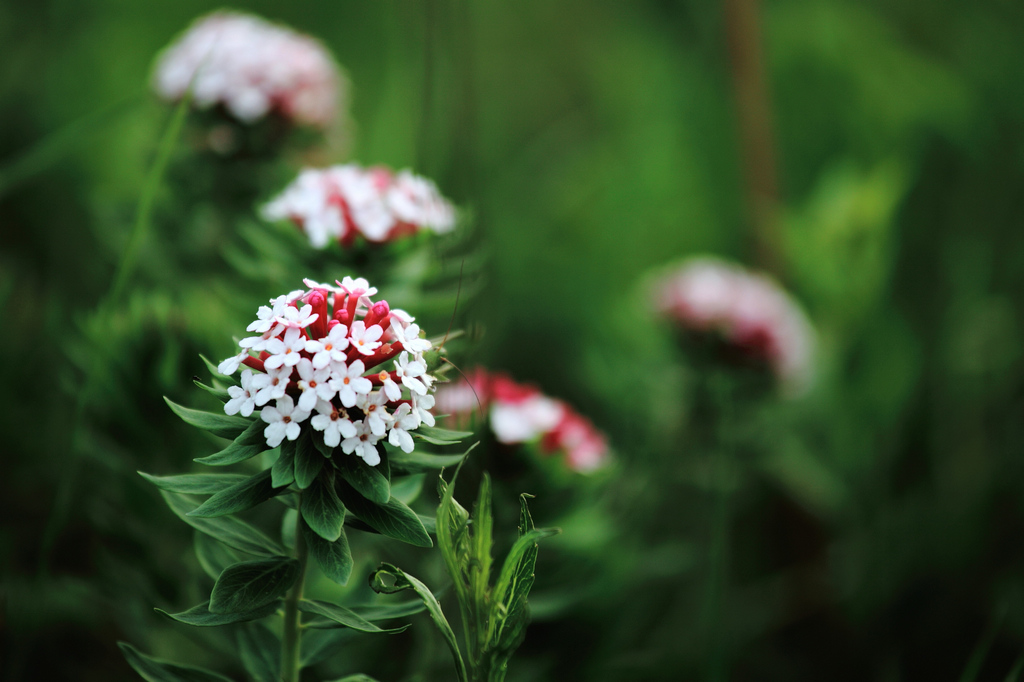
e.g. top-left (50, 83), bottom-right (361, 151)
top-left (152, 11), bottom-right (342, 129)
top-left (218, 277), bottom-right (436, 465)
top-left (435, 368), bottom-right (610, 473)
top-left (653, 257), bottom-right (815, 394)
top-left (262, 165), bottom-right (457, 248)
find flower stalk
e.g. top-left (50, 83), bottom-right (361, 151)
top-left (281, 496), bottom-right (309, 682)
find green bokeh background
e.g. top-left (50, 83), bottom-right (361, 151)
top-left (3, 1), bottom-right (1024, 680)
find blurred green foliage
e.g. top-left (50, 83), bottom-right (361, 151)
top-left (3, 1), bottom-right (1024, 681)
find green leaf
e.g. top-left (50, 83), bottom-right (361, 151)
top-left (165, 397), bottom-right (251, 440)
top-left (187, 469), bottom-right (282, 518)
top-left (436, 465), bottom-right (474, 645)
top-left (298, 599), bottom-right (409, 633)
top-left (161, 491), bottom-right (285, 557)
top-left (490, 496), bottom-right (556, 656)
top-left (155, 600), bottom-right (280, 627)
top-left (325, 676), bottom-right (380, 682)
top-left (490, 524), bottom-right (560, 654)
top-left (193, 532), bottom-right (241, 580)
top-left (237, 622), bottom-right (281, 682)
top-left (412, 425), bottom-right (473, 445)
top-left (272, 440), bottom-right (296, 488)
top-left (118, 642), bottom-right (233, 682)
top-left (294, 431), bottom-right (323, 489)
top-left (388, 443), bottom-right (476, 472)
top-left (369, 563), bottom-right (467, 682)
top-left (336, 453), bottom-right (390, 504)
top-left (338, 481), bottom-right (432, 547)
top-left (472, 475), bottom-right (495, 611)
top-left (302, 519), bottom-right (353, 585)
top-left (301, 629), bottom-right (359, 668)
top-left (194, 419), bottom-right (268, 466)
top-left (417, 514), bottom-right (437, 535)
top-left (312, 429), bottom-right (334, 458)
top-left (390, 474), bottom-right (426, 505)
top-left (210, 556), bottom-right (300, 614)
top-left (301, 474), bottom-right (345, 542)
top-left (139, 472), bottom-right (248, 495)
top-left (200, 354), bottom-right (238, 385)
top-left (351, 599), bottom-right (427, 622)
top-left (193, 379), bottom-right (230, 402)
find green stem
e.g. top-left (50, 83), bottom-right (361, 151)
top-left (282, 501), bottom-right (309, 682)
top-left (705, 449), bottom-right (730, 682)
top-left (703, 374), bottom-right (734, 682)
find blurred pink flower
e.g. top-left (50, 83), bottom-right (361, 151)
top-left (435, 368), bottom-right (611, 474)
top-left (153, 11), bottom-right (343, 130)
top-left (653, 257), bottom-right (815, 394)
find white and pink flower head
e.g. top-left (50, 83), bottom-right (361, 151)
top-left (653, 257), bottom-right (815, 395)
top-left (434, 367), bottom-right (611, 474)
top-left (152, 11), bottom-right (344, 130)
top-left (216, 277), bottom-right (438, 464)
top-left (261, 164), bottom-right (457, 249)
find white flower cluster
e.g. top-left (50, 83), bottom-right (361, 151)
top-left (152, 11), bottom-right (342, 129)
top-left (261, 165), bottom-right (456, 249)
top-left (218, 277), bottom-right (437, 466)
top-left (653, 257), bottom-right (815, 394)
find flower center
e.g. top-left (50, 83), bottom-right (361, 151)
top-left (343, 377), bottom-right (350, 385)
top-left (283, 416), bottom-right (292, 423)
top-left (309, 380), bottom-right (317, 388)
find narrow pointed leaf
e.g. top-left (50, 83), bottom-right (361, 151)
top-left (351, 599), bottom-right (427, 622)
top-left (491, 526), bottom-right (561, 651)
top-left (491, 498), bottom-right (550, 654)
top-left (200, 354), bottom-right (239, 384)
top-left (326, 676), bottom-right (380, 682)
top-left (412, 425), bottom-right (473, 445)
top-left (302, 519), bottom-right (353, 585)
top-left (294, 432), bottom-right (323, 489)
top-left (193, 532), bottom-right (241, 580)
top-left (298, 599), bottom-right (409, 633)
top-left (165, 397), bottom-right (251, 440)
top-left (272, 440), bottom-right (296, 488)
top-left (301, 475), bottom-right (345, 542)
top-left (139, 472), bottom-right (248, 495)
top-left (187, 469), bottom-right (282, 518)
top-left (194, 419), bottom-right (268, 466)
top-left (338, 480), bottom-right (432, 547)
top-left (161, 491), bottom-right (284, 556)
top-left (388, 443), bottom-right (476, 472)
top-left (155, 600), bottom-right (280, 627)
top-left (118, 642), bottom-right (233, 682)
top-left (210, 556), bottom-right (300, 614)
top-left (237, 622), bottom-right (281, 682)
top-left (193, 379), bottom-right (230, 402)
top-left (472, 475), bottom-right (494, 609)
top-left (436, 466), bottom-right (472, 615)
top-left (337, 454), bottom-right (390, 504)
top-left (369, 563), bottom-right (467, 682)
